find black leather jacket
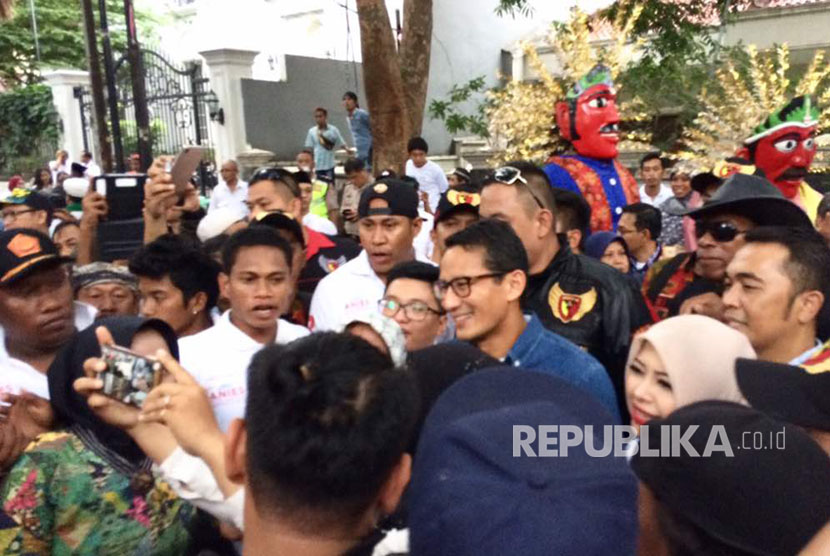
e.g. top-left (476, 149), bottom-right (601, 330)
top-left (522, 245), bottom-right (650, 417)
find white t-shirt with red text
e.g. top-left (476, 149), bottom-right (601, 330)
top-left (178, 310), bottom-right (309, 432)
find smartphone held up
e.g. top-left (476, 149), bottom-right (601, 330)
top-left (99, 345), bottom-right (163, 407)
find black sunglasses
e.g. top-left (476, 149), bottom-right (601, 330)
top-left (695, 220), bottom-right (744, 242)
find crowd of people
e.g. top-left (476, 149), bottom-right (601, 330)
top-left (0, 81), bottom-right (830, 556)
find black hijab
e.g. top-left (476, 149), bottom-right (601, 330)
top-left (47, 316), bottom-right (179, 465)
top-left (407, 342), bottom-right (498, 454)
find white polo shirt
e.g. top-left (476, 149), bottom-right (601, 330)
top-left (178, 310), bottom-right (309, 431)
top-left (309, 249), bottom-right (434, 332)
top-left (309, 251), bottom-right (383, 333)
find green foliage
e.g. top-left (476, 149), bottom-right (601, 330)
top-left (428, 75), bottom-right (491, 138)
top-left (495, 0), bottom-right (532, 18)
top-left (600, 0), bottom-right (752, 150)
top-left (0, 84), bottom-right (59, 176)
top-left (119, 118), bottom-right (165, 155)
top-left (0, 0), bottom-right (156, 88)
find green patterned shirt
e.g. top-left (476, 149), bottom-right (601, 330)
top-left (0, 431), bottom-right (192, 555)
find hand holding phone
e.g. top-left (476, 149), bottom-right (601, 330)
top-left (100, 345), bottom-right (163, 407)
top-left (168, 147), bottom-right (205, 197)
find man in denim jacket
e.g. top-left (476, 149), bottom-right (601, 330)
top-left (435, 218), bottom-right (619, 420)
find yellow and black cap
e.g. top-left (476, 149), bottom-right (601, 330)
top-left (0, 229), bottom-right (70, 286)
top-left (434, 186), bottom-right (481, 224)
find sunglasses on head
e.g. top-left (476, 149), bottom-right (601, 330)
top-left (492, 166), bottom-right (544, 208)
top-left (250, 167), bottom-right (300, 196)
top-left (695, 220), bottom-right (744, 242)
top-left (250, 166), bottom-right (292, 182)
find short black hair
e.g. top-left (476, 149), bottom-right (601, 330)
top-left (314, 107), bottom-right (327, 116)
top-left (202, 233), bottom-right (228, 260)
top-left (386, 261), bottom-right (440, 298)
top-left (249, 167), bottom-right (301, 199)
top-left (245, 332), bottom-right (418, 531)
top-left (407, 136), bottom-right (429, 154)
top-left (293, 170), bottom-right (312, 185)
top-left (344, 158), bottom-right (365, 175)
top-left (444, 218), bottom-right (529, 275)
top-left (640, 152), bottom-right (663, 169)
top-left (622, 202), bottom-right (662, 240)
top-left (342, 91), bottom-right (358, 102)
top-left (221, 227), bottom-right (294, 274)
top-left (818, 193), bottom-right (830, 219)
top-left (399, 175), bottom-right (420, 192)
top-left (744, 226), bottom-right (830, 297)
top-left (551, 187), bottom-right (591, 234)
top-left (482, 161), bottom-right (556, 213)
top-left (129, 234), bottom-right (221, 310)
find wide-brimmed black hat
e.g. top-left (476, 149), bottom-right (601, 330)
top-left (684, 173), bottom-right (812, 228)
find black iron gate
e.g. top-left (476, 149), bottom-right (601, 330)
top-left (76, 48), bottom-right (217, 191)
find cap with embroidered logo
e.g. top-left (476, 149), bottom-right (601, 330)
top-left (0, 229), bottom-right (69, 286)
top-left (357, 178), bottom-right (419, 219)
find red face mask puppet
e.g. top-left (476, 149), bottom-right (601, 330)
top-left (744, 127), bottom-right (816, 199)
top-left (737, 95), bottom-right (819, 200)
top-left (555, 68), bottom-right (621, 160)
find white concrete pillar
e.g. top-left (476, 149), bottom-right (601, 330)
top-left (511, 45), bottom-right (525, 82)
top-left (199, 48), bottom-right (258, 166)
top-left (42, 70), bottom-right (90, 162)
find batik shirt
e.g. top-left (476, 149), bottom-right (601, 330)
top-left (0, 431), bottom-right (192, 555)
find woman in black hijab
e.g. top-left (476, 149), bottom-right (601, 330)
top-left (0, 316), bottom-right (192, 554)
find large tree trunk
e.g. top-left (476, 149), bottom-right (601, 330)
top-left (0, 0), bottom-right (12, 20)
top-left (356, 0), bottom-right (412, 174)
top-left (399, 0), bottom-right (432, 138)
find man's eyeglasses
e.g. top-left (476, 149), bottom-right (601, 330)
top-left (1, 209), bottom-right (36, 223)
top-left (492, 166), bottom-right (544, 209)
top-left (695, 220), bottom-right (745, 243)
top-left (379, 298), bottom-right (443, 321)
top-left (433, 272), bottom-right (506, 301)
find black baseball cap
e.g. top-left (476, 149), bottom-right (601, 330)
top-left (358, 179), bottom-right (419, 219)
top-left (736, 340), bottom-right (830, 430)
top-left (0, 229), bottom-right (70, 286)
top-left (434, 186), bottom-right (481, 224)
top-left (250, 211), bottom-right (305, 247)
